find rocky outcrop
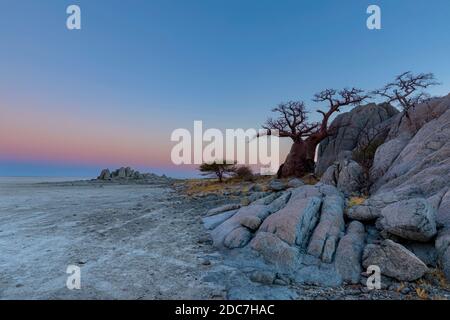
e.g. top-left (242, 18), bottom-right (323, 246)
top-left (370, 95), bottom-right (450, 195)
top-left (250, 232), bottom-right (299, 270)
top-left (268, 179), bottom-right (287, 191)
top-left (287, 178), bottom-right (304, 188)
top-left (201, 94), bottom-right (450, 287)
top-left (258, 187), bottom-right (323, 247)
top-left (307, 195), bottom-right (345, 263)
top-left (316, 103), bottom-right (398, 176)
top-left (349, 95), bottom-right (450, 280)
top-left (205, 184), bottom-right (348, 286)
top-left (335, 221), bottom-right (366, 284)
top-left (98, 169), bottom-right (111, 180)
top-left (96, 167), bottom-right (172, 183)
top-left (321, 159), bottom-right (364, 196)
top-left (377, 198), bottom-right (437, 242)
top-left (362, 239), bottom-right (428, 281)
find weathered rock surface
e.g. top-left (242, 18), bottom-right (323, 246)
top-left (321, 159), bottom-right (364, 196)
top-left (203, 210), bottom-right (237, 230)
top-left (335, 221), bottom-right (366, 284)
top-left (377, 198), bottom-right (437, 242)
top-left (98, 169), bottom-right (111, 180)
top-left (250, 231), bottom-right (299, 270)
top-left (268, 179), bottom-right (287, 191)
top-left (210, 204), bottom-right (271, 249)
top-left (316, 103), bottom-right (398, 176)
top-left (362, 239), bottom-right (428, 281)
top-left (371, 95), bottom-right (450, 196)
top-left (96, 167), bottom-right (172, 183)
top-left (346, 184), bottom-right (423, 222)
top-left (307, 195), bottom-right (345, 263)
top-left (206, 204), bottom-right (241, 216)
top-left (436, 188), bottom-right (450, 280)
top-left (258, 186), bottom-right (322, 247)
top-left (405, 242), bottom-right (438, 267)
top-left (287, 178), bottom-right (304, 188)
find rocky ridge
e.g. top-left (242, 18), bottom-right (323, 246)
top-left (199, 95), bottom-right (450, 299)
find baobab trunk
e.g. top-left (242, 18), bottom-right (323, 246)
top-left (280, 139), bottom-right (319, 178)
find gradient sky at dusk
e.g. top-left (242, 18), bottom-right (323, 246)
top-left (1, 0), bottom-right (449, 177)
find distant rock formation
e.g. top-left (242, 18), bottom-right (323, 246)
top-left (96, 167), bottom-right (172, 183)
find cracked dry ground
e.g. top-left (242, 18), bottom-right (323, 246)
top-left (0, 181), bottom-right (226, 299)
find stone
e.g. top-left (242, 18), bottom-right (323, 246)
top-left (335, 221), bottom-right (366, 284)
top-left (202, 210), bottom-right (237, 230)
top-left (321, 159), bottom-right (364, 196)
top-left (405, 242), bottom-right (438, 267)
top-left (346, 184), bottom-right (423, 222)
top-left (248, 184), bottom-right (263, 192)
top-left (250, 232), bottom-right (298, 270)
top-left (249, 271), bottom-right (276, 285)
top-left (247, 192), bottom-right (271, 203)
top-left (97, 169), bottom-right (111, 180)
top-left (223, 228), bottom-right (252, 249)
top-left (307, 195), bottom-right (345, 263)
top-left (287, 178), bottom-right (304, 188)
top-left (268, 179), bottom-right (287, 191)
top-left (258, 186), bottom-right (322, 247)
top-left (336, 160), bottom-right (364, 196)
top-left (240, 216), bottom-right (262, 231)
top-left (371, 95), bottom-right (450, 198)
top-left (117, 167), bottom-right (127, 178)
top-left (436, 229), bottom-right (450, 281)
top-left (206, 204), bottom-right (241, 216)
top-left (316, 102), bottom-right (398, 176)
top-left (377, 198), bottom-right (437, 242)
top-left (210, 205), bottom-right (271, 248)
top-left (362, 239), bottom-right (428, 281)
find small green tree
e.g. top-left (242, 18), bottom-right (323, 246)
top-left (199, 161), bottom-right (236, 182)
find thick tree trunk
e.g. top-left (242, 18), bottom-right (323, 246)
top-left (280, 139), bottom-right (318, 178)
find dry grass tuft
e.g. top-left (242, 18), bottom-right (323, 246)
top-left (415, 287), bottom-right (428, 300)
top-left (429, 269), bottom-right (449, 289)
top-left (347, 196), bottom-right (367, 208)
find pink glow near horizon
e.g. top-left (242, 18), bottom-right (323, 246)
top-left (0, 104), bottom-right (173, 168)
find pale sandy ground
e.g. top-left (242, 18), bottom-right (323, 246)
top-left (0, 178), bottom-right (226, 299)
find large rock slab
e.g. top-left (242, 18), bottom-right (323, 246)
top-left (209, 191), bottom-right (291, 249)
top-left (258, 186), bottom-right (322, 248)
top-left (371, 96), bottom-right (450, 197)
top-left (250, 232), bottom-right (299, 270)
top-left (347, 184), bottom-right (423, 222)
top-left (377, 198), bottom-right (437, 242)
top-left (316, 103), bottom-right (398, 176)
top-left (210, 204), bottom-right (271, 249)
top-left (307, 195), bottom-right (345, 263)
top-left (335, 221), bottom-right (366, 284)
top-left (203, 210), bottom-right (237, 230)
top-left (321, 159), bottom-right (364, 196)
top-left (206, 204), bottom-right (241, 216)
top-left (362, 239), bottom-right (428, 281)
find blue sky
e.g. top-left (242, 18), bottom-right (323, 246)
top-left (0, 0), bottom-right (449, 177)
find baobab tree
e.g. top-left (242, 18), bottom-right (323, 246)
top-left (373, 72), bottom-right (439, 117)
top-left (262, 88), bottom-right (369, 178)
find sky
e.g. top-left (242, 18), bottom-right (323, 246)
top-left (0, 0), bottom-right (449, 178)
